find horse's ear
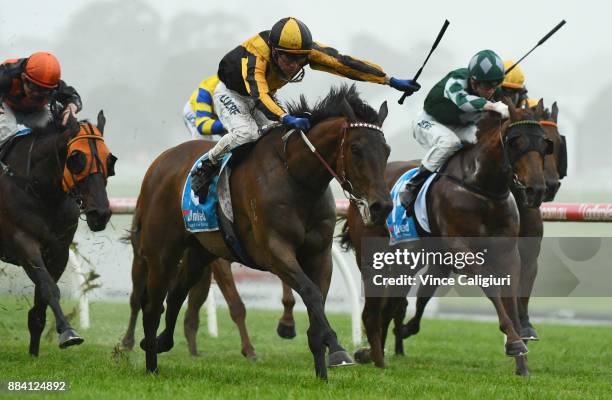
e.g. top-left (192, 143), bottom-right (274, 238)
top-left (551, 102), bottom-right (559, 123)
top-left (377, 101), bottom-right (388, 126)
top-left (341, 98), bottom-right (356, 121)
top-left (502, 96), bottom-right (519, 121)
top-left (536, 98), bottom-right (545, 117)
top-left (97, 110), bottom-right (106, 135)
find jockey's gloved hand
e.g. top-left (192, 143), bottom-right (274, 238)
top-left (389, 77), bottom-right (421, 95)
top-left (282, 114), bottom-right (311, 132)
top-left (211, 120), bottom-right (227, 136)
top-left (485, 101), bottom-right (510, 119)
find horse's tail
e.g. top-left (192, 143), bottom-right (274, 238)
top-left (121, 198), bottom-right (143, 249)
top-left (335, 215), bottom-right (353, 252)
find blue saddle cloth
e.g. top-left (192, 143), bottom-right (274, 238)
top-left (181, 154), bottom-right (230, 232)
top-left (386, 168), bottom-right (436, 244)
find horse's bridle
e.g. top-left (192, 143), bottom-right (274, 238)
top-left (500, 119), bottom-right (554, 196)
top-left (281, 120), bottom-right (384, 218)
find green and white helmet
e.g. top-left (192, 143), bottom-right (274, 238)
top-left (468, 50), bottom-right (505, 83)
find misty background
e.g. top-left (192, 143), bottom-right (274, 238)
top-left (1, 0), bottom-right (611, 199)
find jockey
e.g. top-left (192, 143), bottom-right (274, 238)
top-left (400, 50), bottom-right (510, 211)
top-left (183, 75), bottom-right (227, 141)
top-left (0, 52), bottom-right (82, 151)
top-left (190, 16), bottom-right (421, 199)
top-left (497, 60), bottom-right (537, 108)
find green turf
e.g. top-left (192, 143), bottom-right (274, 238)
top-left (0, 298), bottom-right (611, 399)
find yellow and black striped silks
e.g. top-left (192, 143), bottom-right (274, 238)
top-left (218, 31), bottom-right (387, 121)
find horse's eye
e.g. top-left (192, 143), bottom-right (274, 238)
top-left (509, 136), bottom-right (529, 152)
top-left (351, 144), bottom-right (363, 156)
top-left (67, 151), bottom-right (87, 174)
top-left (107, 154), bottom-right (117, 177)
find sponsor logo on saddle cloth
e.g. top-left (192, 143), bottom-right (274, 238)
top-left (387, 168), bottom-right (437, 244)
top-left (181, 153), bottom-right (231, 232)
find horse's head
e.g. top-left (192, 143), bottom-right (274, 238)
top-left (339, 99), bottom-right (392, 226)
top-left (62, 110), bottom-right (117, 231)
top-left (538, 102), bottom-right (566, 201)
top-left (503, 98), bottom-right (554, 208)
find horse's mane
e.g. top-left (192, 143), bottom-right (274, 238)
top-left (287, 84), bottom-right (379, 126)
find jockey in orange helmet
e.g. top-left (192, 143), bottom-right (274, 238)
top-left (0, 51), bottom-right (82, 150)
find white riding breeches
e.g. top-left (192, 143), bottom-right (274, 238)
top-left (0, 103), bottom-right (52, 145)
top-left (411, 110), bottom-right (478, 172)
top-left (207, 81), bottom-right (274, 164)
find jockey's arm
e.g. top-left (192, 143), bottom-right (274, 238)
top-left (55, 80), bottom-right (82, 113)
top-left (243, 55), bottom-right (287, 121)
top-left (307, 42), bottom-right (387, 84)
top-left (194, 89), bottom-right (225, 136)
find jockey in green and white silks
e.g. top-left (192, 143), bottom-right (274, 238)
top-left (400, 50), bottom-right (510, 211)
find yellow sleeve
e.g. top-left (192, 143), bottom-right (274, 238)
top-left (242, 54), bottom-right (286, 120)
top-left (308, 42), bottom-right (387, 84)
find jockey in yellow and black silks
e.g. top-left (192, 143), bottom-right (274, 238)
top-left (190, 17), bottom-right (421, 199)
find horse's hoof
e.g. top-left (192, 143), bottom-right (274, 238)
top-left (242, 349), bottom-right (258, 362)
top-left (515, 368), bottom-right (531, 377)
top-left (155, 332), bottom-right (174, 354)
top-left (276, 321), bottom-right (296, 339)
top-left (354, 348), bottom-right (372, 364)
top-left (505, 340), bottom-right (529, 357)
top-left (400, 320), bottom-right (420, 339)
top-left (328, 350), bottom-right (355, 367)
top-left (520, 325), bottom-right (540, 341)
top-left (120, 337), bottom-right (135, 351)
top-left (58, 329), bottom-right (84, 349)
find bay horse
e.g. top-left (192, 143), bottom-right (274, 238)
top-left (0, 111), bottom-right (115, 355)
top-left (130, 85), bottom-right (392, 378)
top-left (401, 101), bottom-right (566, 343)
top-left (340, 100), bottom-right (553, 376)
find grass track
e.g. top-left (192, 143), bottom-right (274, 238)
top-left (0, 298), bottom-right (611, 399)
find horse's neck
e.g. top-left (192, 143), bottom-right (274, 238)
top-left (7, 132), bottom-right (68, 199)
top-left (458, 126), bottom-right (511, 195)
top-left (284, 118), bottom-right (344, 194)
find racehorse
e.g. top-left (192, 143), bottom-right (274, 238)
top-left (340, 100), bottom-right (553, 376)
top-left (401, 101), bottom-right (566, 343)
top-left (121, 257), bottom-right (257, 360)
top-left (129, 84), bottom-right (392, 378)
top-left (0, 111), bottom-right (115, 355)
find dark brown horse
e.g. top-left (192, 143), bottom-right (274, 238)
top-left (129, 85), bottom-right (392, 378)
top-left (340, 100), bottom-right (553, 376)
top-left (121, 257), bottom-right (257, 360)
top-left (0, 111), bottom-right (115, 355)
top-left (401, 101), bottom-right (566, 343)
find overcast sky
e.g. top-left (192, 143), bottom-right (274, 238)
top-left (2, 0), bottom-right (611, 199)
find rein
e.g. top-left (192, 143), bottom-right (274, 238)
top-left (282, 120), bottom-right (384, 202)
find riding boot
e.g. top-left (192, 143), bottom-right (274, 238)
top-left (399, 165), bottom-right (433, 213)
top-left (190, 158), bottom-right (220, 201)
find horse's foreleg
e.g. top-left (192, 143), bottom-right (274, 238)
top-left (277, 281), bottom-right (296, 339)
top-left (357, 297), bottom-right (385, 368)
top-left (27, 288), bottom-right (47, 356)
top-left (20, 240), bottom-right (82, 351)
top-left (157, 245), bottom-right (214, 354)
top-left (402, 266), bottom-right (448, 339)
top-left (518, 252), bottom-right (540, 341)
top-left (270, 241), bottom-right (347, 380)
top-left (213, 260), bottom-right (257, 360)
top-left (184, 266), bottom-right (212, 357)
top-left (392, 297), bottom-right (407, 356)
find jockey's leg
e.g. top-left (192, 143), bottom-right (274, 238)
top-left (400, 112), bottom-right (461, 211)
top-left (191, 82), bottom-right (261, 199)
top-left (0, 103), bottom-right (19, 155)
